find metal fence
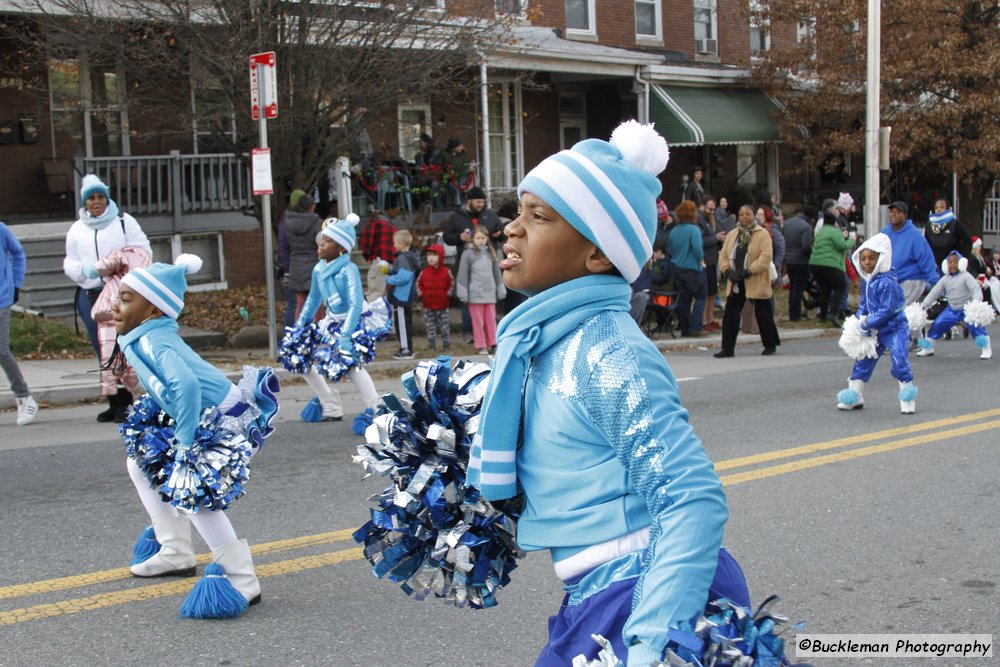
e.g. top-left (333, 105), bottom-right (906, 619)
top-left (984, 180), bottom-right (1000, 235)
top-left (74, 151), bottom-right (252, 227)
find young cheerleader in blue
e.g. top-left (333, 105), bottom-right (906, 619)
top-left (466, 122), bottom-right (754, 666)
top-left (917, 251), bottom-right (993, 360)
top-left (835, 233), bottom-right (918, 414)
top-left (116, 255), bottom-right (279, 618)
top-left (279, 214), bottom-right (388, 421)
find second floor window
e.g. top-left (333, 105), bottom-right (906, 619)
top-left (635, 0), bottom-right (661, 39)
top-left (693, 0), bottom-right (717, 54)
top-left (749, 0), bottom-right (770, 56)
top-left (566, 0), bottom-right (596, 35)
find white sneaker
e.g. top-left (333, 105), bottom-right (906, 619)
top-left (916, 347), bottom-right (934, 357)
top-left (16, 395), bottom-right (38, 426)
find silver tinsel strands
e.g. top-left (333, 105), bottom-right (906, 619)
top-left (352, 358), bottom-right (524, 609)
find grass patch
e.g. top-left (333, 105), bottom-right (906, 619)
top-left (9, 310), bottom-right (92, 359)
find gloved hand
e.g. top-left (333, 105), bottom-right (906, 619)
top-left (339, 335), bottom-right (355, 355)
top-left (82, 264), bottom-right (100, 279)
top-left (723, 269), bottom-right (736, 283)
top-left (173, 442), bottom-right (194, 460)
top-left (731, 268), bottom-right (748, 282)
top-left (12, 287), bottom-right (19, 304)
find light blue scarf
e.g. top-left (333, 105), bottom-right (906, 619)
top-left (466, 273), bottom-right (631, 500)
top-left (928, 209), bottom-right (955, 234)
top-left (79, 199), bottom-right (121, 230)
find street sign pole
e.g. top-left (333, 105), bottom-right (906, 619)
top-left (250, 53), bottom-right (279, 358)
top-left (864, 0), bottom-right (881, 240)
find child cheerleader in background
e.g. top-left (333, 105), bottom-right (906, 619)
top-left (916, 251), bottom-right (994, 360)
top-left (279, 214), bottom-right (391, 422)
top-left (114, 255), bottom-right (280, 618)
top-left (836, 233), bottom-right (918, 414)
top-left (91, 246), bottom-right (149, 423)
top-left (456, 225), bottom-right (505, 355)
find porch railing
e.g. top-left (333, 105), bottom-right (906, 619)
top-left (74, 151), bottom-right (253, 230)
top-left (984, 180), bottom-right (1000, 235)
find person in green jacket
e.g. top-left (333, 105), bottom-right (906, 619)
top-left (808, 199), bottom-right (857, 326)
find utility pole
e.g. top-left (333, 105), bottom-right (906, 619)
top-left (864, 0), bottom-right (881, 239)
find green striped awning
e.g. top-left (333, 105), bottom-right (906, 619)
top-left (649, 85), bottom-right (783, 146)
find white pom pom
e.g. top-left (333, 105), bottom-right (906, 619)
top-left (904, 303), bottom-right (927, 333)
top-left (838, 315), bottom-right (878, 360)
top-left (964, 300), bottom-right (996, 328)
top-left (174, 253), bottom-right (203, 275)
top-left (345, 213), bottom-right (360, 227)
top-left (609, 120), bottom-right (669, 176)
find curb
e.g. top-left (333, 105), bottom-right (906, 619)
top-left (2, 327), bottom-right (833, 410)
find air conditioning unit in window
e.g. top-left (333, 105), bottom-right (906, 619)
top-left (695, 38), bottom-right (718, 54)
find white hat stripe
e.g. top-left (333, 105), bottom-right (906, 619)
top-left (560, 150), bottom-right (652, 260)
top-left (540, 160), bottom-right (641, 281)
top-left (122, 269), bottom-right (183, 319)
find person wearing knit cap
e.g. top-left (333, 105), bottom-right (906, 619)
top-left (916, 251), bottom-right (993, 359)
top-left (279, 213), bottom-right (389, 422)
top-left (64, 173), bottom-right (152, 421)
top-left (466, 121), bottom-right (756, 666)
top-left (431, 135), bottom-right (471, 207)
top-left (114, 254), bottom-right (281, 618)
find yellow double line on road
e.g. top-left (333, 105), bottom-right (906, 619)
top-left (4, 407), bottom-right (999, 627)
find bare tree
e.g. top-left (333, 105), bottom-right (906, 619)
top-left (749, 0), bottom-right (1000, 219)
top-left (2, 0), bottom-right (521, 210)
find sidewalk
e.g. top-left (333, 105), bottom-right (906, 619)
top-left (0, 327), bottom-right (831, 410)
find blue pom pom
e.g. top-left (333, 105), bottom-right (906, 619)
top-left (836, 388), bottom-right (860, 406)
top-left (130, 525), bottom-right (160, 566)
top-left (917, 337), bottom-right (933, 349)
top-left (300, 397), bottom-right (324, 422)
top-left (898, 384), bottom-right (918, 402)
top-left (975, 334), bottom-right (989, 349)
top-left (352, 407), bottom-right (374, 435)
top-left (180, 562), bottom-right (249, 619)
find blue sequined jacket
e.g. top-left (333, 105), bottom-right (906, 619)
top-left (516, 310), bottom-right (727, 659)
top-left (297, 255), bottom-right (364, 332)
top-left (119, 317), bottom-right (232, 445)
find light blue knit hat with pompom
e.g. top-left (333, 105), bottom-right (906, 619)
top-left (516, 120), bottom-right (669, 282)
top-left (321, 213), bottom-right (361, 251)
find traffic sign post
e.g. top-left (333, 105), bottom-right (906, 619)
top-left (250, 51), bottom-right (278, 357)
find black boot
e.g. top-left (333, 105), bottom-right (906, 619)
top-left (96, 395), bottom-right (117, 422)
top-left (113, 389), bottom-right (134, 423)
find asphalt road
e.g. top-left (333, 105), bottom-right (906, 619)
top-left (1, 336), bottom-right (997, 667)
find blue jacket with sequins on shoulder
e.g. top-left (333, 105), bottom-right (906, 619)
top-left (296, 255), bottom-right (364, 331)
top-left (119, 317), bottom-right (233, 445)
top-left (516, 309), bottom-right (727, 661)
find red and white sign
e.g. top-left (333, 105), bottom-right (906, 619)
top-left (251, 148), bottom-right (273, 195)
top-left (249, 51), bottom-right (278, 120)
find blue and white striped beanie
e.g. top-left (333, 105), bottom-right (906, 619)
top-left (80, 174), bottom-right (110, 204)
top-left (516, 120), bottom-right (669, 282)
top-left (121, 254), bottom-right (203, 319)
top-left (321, 213), bottom-right (361, 251)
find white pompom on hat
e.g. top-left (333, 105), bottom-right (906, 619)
top-left (321, 212), bottom-right (361, 251)
top-left (516, 120), bottom-right (669, 283)
top-left (121, 254), bottom-right (203, 319)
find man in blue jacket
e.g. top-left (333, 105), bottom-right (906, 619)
top-left (880, 201), bottom-right (938, 305)
top-left (0, 221), bottom-right (37, 425)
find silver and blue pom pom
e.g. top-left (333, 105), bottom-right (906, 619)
top-left (121, 394), bottom-right (175, 481)
top-left (573, 596), bottom-right (807, 667)
top-left (352, 357), bottom-right (524, 609)
top-left (277, 323), bottom-right (322, 374)
top-left (316, 301), bottom-right (395, 381)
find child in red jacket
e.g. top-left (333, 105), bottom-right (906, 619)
top-left (416, 244), bottom-right (453, 350)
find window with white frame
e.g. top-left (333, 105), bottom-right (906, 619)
top-left (635, 0), bottom-right (662, 40)
top-left (566, 0), bottom-right (596, 36)
top-left (749, 0), bottom-right (770, 56)
top-left (797, 17), bottom-right (816, 60)
top-left (397, 103), bottom-right (431, 163)
top-left (49, 58), bottom-right (130, 157)
top-left (693, 0), bottom-right (717, 54)
top-left (487, 81), bottom-right (524, 191)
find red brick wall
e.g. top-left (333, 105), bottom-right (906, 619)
top-left (223, 229), bottom-right (267, 287)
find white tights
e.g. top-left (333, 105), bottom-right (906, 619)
top-left (304, 365), bottom-right (379, 411)
top-left (126, 457), bottom-right (237, 551)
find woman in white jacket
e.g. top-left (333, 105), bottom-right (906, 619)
top-left (63, 174), bottom-right (152, 419)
